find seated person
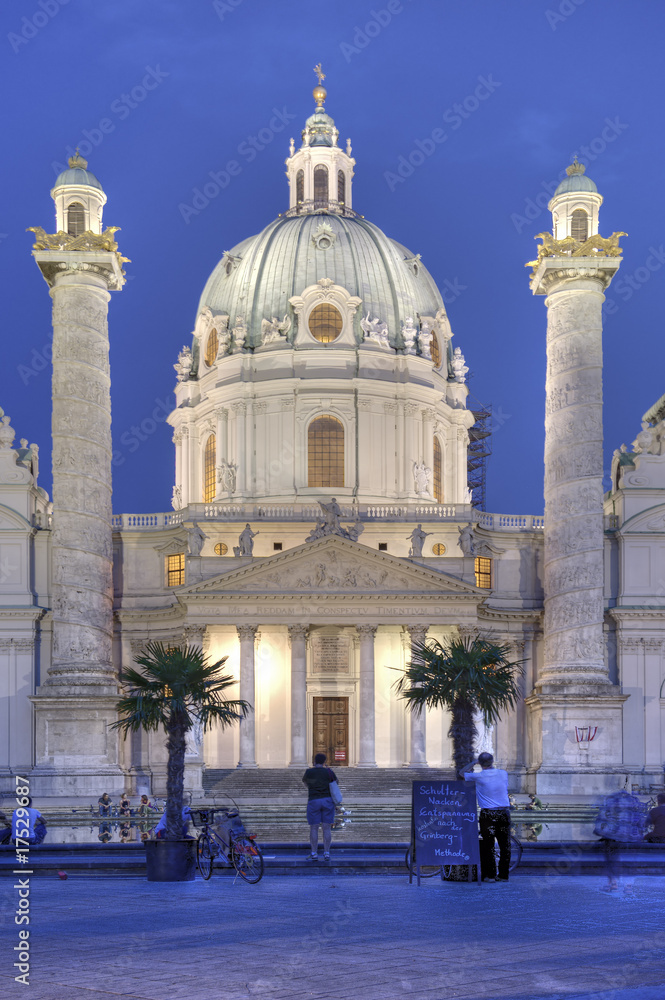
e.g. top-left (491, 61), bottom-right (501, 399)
top-left (137, 794), bottom-right (152, 816)
top-left (154, 796), bottom-right (192, 839)
top-left (12, 798), bottom-right (47, 845)
top-left (98, 792), bottom-right (113, 816)
top-left (647, 793), bottom-right (665, 843)
top-left (119, 794), bottom-right (131, 817)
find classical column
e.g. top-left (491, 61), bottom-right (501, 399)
top-left (182, 624), bottom-right (207, 794)
top-left (404, 402), bottom-right (419, 498)
top-left (288, 625), bottom-right (309, 766)
top-left (233, 401), bottom-right (247, 495)
top-left (214, 407), bottom-right (228, 499)
top-left (526, 176), bottom-right (627, 792)
top-left (422, 408), bottom-right (435, 495)
top-left (237, 625), bottom-right (258, 767)
top-left (396, 401), bottom-right (405, 495)
top-left (357, 625), bottom-right (377, 767)
top-left (405, 624), bottom-right (429, 766)
top-left (180, 426), bottom-right (190, 507)
top-left (28, 175), bottom-right (126, 796)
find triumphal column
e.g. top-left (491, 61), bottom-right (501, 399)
top-left (29, 153), bottom-right (127, 796)
top-left (526, 159), bottom-right (627, 794)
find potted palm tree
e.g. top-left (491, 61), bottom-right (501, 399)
top-left (112, 642), bottom-right (250, 881)
top-left (395, 631), bottom-right (523, 776)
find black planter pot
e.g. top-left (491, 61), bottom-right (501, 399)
top-left (144, 839), bottom-right (196, 881)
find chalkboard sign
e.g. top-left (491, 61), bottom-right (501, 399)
top-left (411, 780), bottom-right (481, 881)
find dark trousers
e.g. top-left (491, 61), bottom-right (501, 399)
top-left (479, 808), bottom-right (511, 880)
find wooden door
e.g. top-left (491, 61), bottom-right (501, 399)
top-left (312, 697), bottom-right (349, 766)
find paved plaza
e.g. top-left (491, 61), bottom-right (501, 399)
top-left (2, 873), bottom-right (665, 999)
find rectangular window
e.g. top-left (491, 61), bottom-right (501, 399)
top-left (166, 552), bottom-right (185, 587)
top-left (474, 556), bottom-right (492, 589)
top-left (378, 542), bottom-right (388, 551)
top-left (273, 542), bottom-right (283, 551)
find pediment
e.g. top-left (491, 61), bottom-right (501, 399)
top-left (180, 535), bottom-right (482, 598)
top-left (621, 502), bottom-right (665, 534)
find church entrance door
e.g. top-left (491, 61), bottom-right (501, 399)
top-left (312, 697), bottom-right (349, 767)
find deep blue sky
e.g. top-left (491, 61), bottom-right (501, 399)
top-left (1, 0), bottom-right (663, 516)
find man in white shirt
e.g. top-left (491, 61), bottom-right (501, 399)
top-left (461, 752), bottom-right (511, 881)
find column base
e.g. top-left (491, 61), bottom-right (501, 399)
top-left (236, 762), bottom-right (259, 769)
top-left (356, 761), bottom-right (378, 768)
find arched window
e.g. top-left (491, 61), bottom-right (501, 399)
top-left (571, 209), bottom-right (588, 242)
top-left (433, 437), bottom-right (443, 503)
top-left (309, 303), bottom-right (343, 343)
top-left (308, 415), bottom-right (344, 487)
top-left (296, 169), bottom-right (304, 203)
top-left (337, 170), bottom-right (345, 205)
top-left (313, 165), bottom-right (328, 205)
top-left (203, 434), bottom-right (216, 502)
top-left (204, 328), bottom-right (218, 367)
top-left (67, 202), bottom-right (85, 236)
top-left (430, 333), bottom-right (441, 367)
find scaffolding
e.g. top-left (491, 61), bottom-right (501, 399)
top-left (467, 398), bottom-right (492, 511)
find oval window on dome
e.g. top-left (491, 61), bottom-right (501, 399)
top-left (204, 328), bottom-right (218, 367)
top-left (308, 304), bottom-right (343, 343)
top-left (430, 333), bottom-right (441, 367)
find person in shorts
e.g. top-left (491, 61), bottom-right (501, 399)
top-left (302, 752), bottom-right (337, 862)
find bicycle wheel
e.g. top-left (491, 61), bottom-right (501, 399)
top-left (231, 836), bottom-right (264, 883)
top-left (509, 835), bottom-right (522, 872)
top-left (404, 847), bottom-right (442, 879)
top-left (197, 833), bottom-right (214, 880)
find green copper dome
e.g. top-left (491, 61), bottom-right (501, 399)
top-left (197, 212), bottom-right (446, 350)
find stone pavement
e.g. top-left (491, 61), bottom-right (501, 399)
top-left (1, 874), bottom-right (665, 999)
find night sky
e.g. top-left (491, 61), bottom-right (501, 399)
top-left (1, 0), bottom-right (663, 516)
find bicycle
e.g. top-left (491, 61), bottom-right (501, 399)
top-left (405, 834), bottom-right (522, 880)
top-left (193, 807), bottom-right (264, 883)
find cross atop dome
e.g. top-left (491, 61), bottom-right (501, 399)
top-left (284, 69), bottom-right (356, 215)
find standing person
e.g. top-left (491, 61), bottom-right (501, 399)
top-left (594, 789), bottom-right (648, 890)
top-left (302, 752), bottom-right (337, 862)
top-left (460, 752), bottom-right (511, 882)
top-left (12, 797), bottom-right (47, 845)
top-left (646, 792), bottom-right (665, 843)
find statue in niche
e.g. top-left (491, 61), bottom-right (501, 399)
top-left (360, 312), bottom-right (390, 349)
top-left (217, 460), bottom-right (237, 493)
top-left (174, 346), bottom-right (193, 382)
top-left (452, 346), bottom-right (469, 383)
top-left (235, 523), bottom-right (258, 557)
top-left (413, 462), bottom-right (432, 497)
top-left (232, 316), bottom-right (247, 351)
top-left (171, 485), bottom-right (182, 511)
top-left (187, 522), bottom-right (206, 557)
top-left (401, 316), bottom-right (418, 354)
top-left (458, 523), bottom-right (476, 556)
top-left (407, 524), bottom-right (432, 558)
top-left (261, 314), bottom-right (291, 345)
top-left (417, 320), bottom-right (433, 359)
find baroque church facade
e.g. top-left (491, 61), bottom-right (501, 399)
top-left (1, 79), bottom-right (664, 800)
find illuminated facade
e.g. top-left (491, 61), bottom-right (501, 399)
top-left (1, 82), bottom-right (663, 800)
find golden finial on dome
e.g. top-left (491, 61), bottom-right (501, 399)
top-left (68, 147), bottom-right (89, 170)
top-left (566, 155), bottom-right (586, 177)
top-left (313, 62), bottom-right (327, 108)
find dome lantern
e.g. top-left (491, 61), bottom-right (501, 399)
top-left (548, 158), bottom-right (603, 242)
top-left (285, 65), bottom-right (355, 215)
top-left (51, 150), bottom-right (107, 236)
